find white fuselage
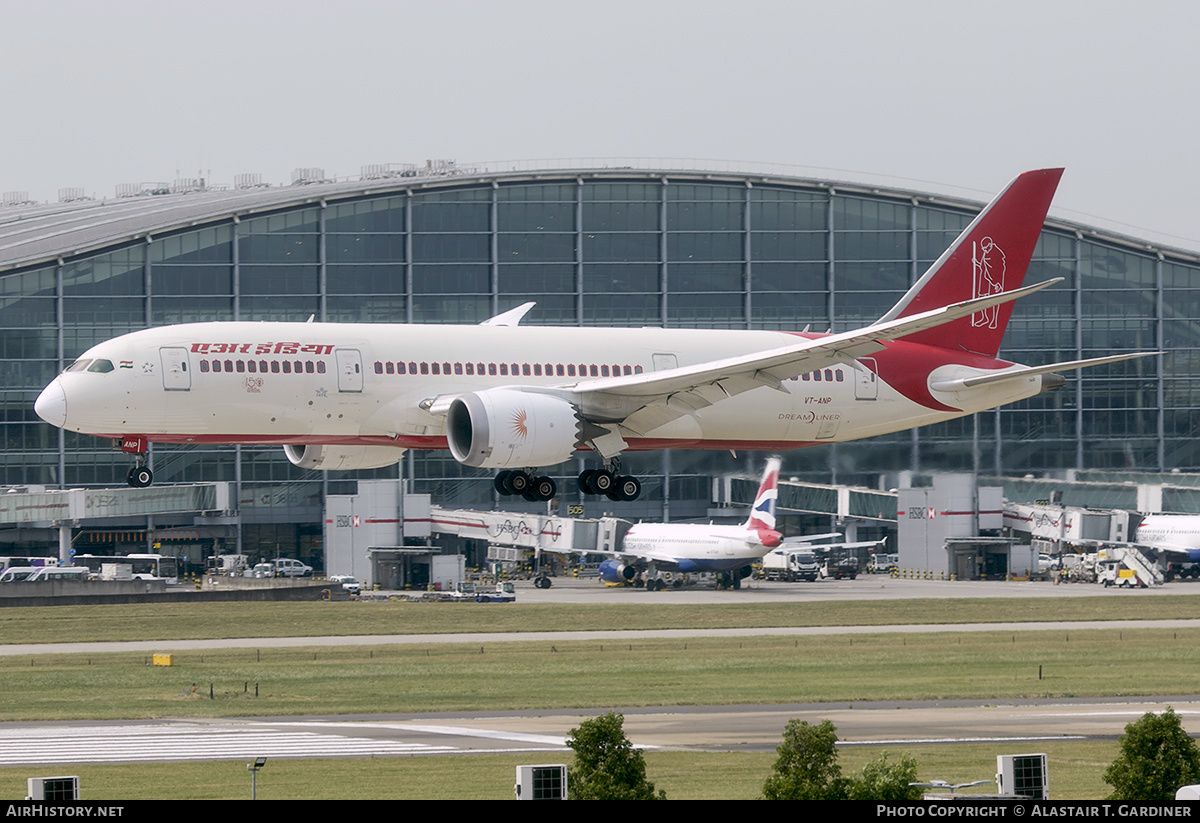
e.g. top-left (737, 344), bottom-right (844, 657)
top-left (621, 522), bottom-right (769, 573)
top-left (37, 321), bottom-right (1048, 452)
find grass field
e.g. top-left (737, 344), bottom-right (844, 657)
top-left (0, 742), bottom-right (1120, 800)
top-left (1, 593), bottom-right (1198, 645)
top-left (0, 596), bottom-right (1192, 799)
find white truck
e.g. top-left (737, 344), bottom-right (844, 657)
top-left (759, 548), bottom-right (820, 582)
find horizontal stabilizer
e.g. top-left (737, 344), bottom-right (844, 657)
top-left (928, 352), bottom-right (1159, 392)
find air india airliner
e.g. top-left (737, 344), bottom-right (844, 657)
top-left (33, 169), bottom-right (1151, 499)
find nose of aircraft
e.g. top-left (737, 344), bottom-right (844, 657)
top-left (35, 381), bottom-right (66, 428)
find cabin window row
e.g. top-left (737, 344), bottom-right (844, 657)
top-left (372, 361), bottom-right (645, 378)
top-left (199, 359), bottom-right (327, 374)
top-left (796, 369), bottom-right (844, 382)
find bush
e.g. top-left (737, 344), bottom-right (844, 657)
top-left (1104, 707), bottom-right (1200, 800)
top-left (762, 719), bottom-right (847, 800)
top-left (846, 752), bottom-right (923, 801)
top-left (566, 711), bottom-right (665, 800)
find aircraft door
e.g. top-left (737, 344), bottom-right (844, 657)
top-left (160, 347), bottom-right (191, 391)
top-left (854, 358), bottom-right (878, 400)
top-left (652, 353), bottom-right (678, 371)
top-left (335, 349), bottom-right (364, 392)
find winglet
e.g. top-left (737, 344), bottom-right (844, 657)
top-left (481, 302), bottom-right (536, 326)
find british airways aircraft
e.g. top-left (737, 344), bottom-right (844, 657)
top-left (598, 457), bottom-right (782, 590)
top-left (33, 169), bottom-right (1150, 497)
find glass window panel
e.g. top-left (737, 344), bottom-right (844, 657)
top-left (324, 197), bottom-right (406, 233)
top-left (62, 251), bottom-right (145, 296)
top-left (1164, 263), bottom-right (1200, 288)
top-left (241, 209), bottom-right (318, 233)
top-left (832, 291), bottom-right (906, 326)
top-left (750, 191), bottom-right (826, 231)
top-left (582, 182), bottom-right (660, 201)
top-left (666, 232), bottom-right (741, 262)
top-left (150, 265), bottom-right (232, 295)
top-left (149, 227), bottom-right (233, 264)
top-left (411, 234), bottom-right (490, 262)
top-left (668, 263), bottom-right (742, 292)
top-left (497, 233), bottom-right (576, 262)
top-left (63, 297), bottom-right (143, 325)
top-left (582, 263), bottom-right (658, 292)
top-left (503, 295), bottom-right (576, 324)
top-left (326, 265), bottom-right (406, 295)
top-left (833, 196), bottom-right (909, 230)
top-left (914, 208), bottom-right (970, 231)
top-left (240, 266), bottom-right (318, 295)
top-left (0, 328), bottom-right (56, 359)
top-left (666, 201), bottom-right (743, 231)
top-left (497, 202), bottom-right (575, 232)
top-left (0, 297), bottom-right (55, 327)
top-left (750, 292), bottom-right (828, 328)
top-left (497, 183), bottom-right (575, 202)
top-left (0, 266), bottom-right (56, 298)
top-left (151, 297), bottom-right (233, 324)
top-left (238, 234), bottom-right (318, 263)
top-left (582, 202), bottom-right (659, 231)
top-left (581, 293), bottom-right (660, 324)
top-left (835, 262), bottom-right (909, 292)
top-left (667, 184), bottom-right (743, 202)
top-left (412, 265), bottom-right (489, 294)
top-left (667, 293), bottom-right (744, 325)
top-left (411, 295), bottom-right (490, 323)
top-left (1081, 242), bottom-right (1156, 287)
top-left (0, 360), bottom-right (59, 390)
top-left (239, 296), bottom-right (319, 321)
top-left (410, 202), bottom-right (489, 232)
top-left (834, 231), bottom-right (909, 261)
top-left (327, 234), bottom-right (407, 263)
top-left (752, 262), bottom-right (827, 292)
top-left (499, 264), bottom-right (575, 293)
top-left (751, 232), bottom-right (826, 261)
top-left (582, 233), bottom-right (659, 262)
top-left (326, 296), bottom-right (406, 322)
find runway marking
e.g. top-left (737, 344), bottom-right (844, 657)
top-left (285, 720), bottom-right (568, 747)
top-left (0, 723), bottom-right (452, 766)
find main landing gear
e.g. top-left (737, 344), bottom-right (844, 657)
top-left (494, 470), bottom-right (557, 502)
top-left (578, 459), bottom-right (641, 502)
top-left (492, 460), bottom-right (643, 503)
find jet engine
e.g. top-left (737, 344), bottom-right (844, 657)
top-left (446, 389), bottom-right (581, 469)
top-left (283, 444), bottom-right (406, 471)
top-left (598, 559), bottom-right (640, 585)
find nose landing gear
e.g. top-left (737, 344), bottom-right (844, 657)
top-left (126, 463), bottom-right (153, 488)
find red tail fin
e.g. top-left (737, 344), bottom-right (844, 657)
top-left (877, 168), bottom-right (1063, 357)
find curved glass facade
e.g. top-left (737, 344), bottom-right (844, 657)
top-left (0, 169), bottom-right (1193, 546)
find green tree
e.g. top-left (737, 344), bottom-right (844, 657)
top-left (1104, 707), bottom-right (1200, 800)
top-left (846, 751), bottom-right (923, 801)
top-left (762, 719), bottom-right (847, 800)
top-left (566, 711), bottom-right (665, 800)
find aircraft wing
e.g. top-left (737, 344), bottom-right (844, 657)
top-left (421, 278), bottom-right (1058, 433)
top-left (569, 278), bottom-right (1059, 434)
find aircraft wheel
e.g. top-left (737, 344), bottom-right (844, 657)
top-left (614, 475), bottom-right (641, 501)
top-left (531, 476), bottom-right (556, 501)
top-left (504, 471), bottom-right (530, 495)
top-left (591, 470), bottom-right (614, 495)
top-left (495, 471), bottom-right (513, 495)
top-left (128, 466), bottom-right (153, 488)
top-left (578, 470), bottom-right (598, 494)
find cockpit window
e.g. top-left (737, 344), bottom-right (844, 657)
top-left (86, 360), bottom-right (115, 373)
top-left (64, 359), bottom-right (92, 373)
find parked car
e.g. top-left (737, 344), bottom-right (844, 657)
top-left (271, 558), bottom-right (313, 578)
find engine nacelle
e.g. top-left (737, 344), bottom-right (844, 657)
top-left (598, 559), bottom-right (640, 584)
top-left (447, 389), bottom-right (581, 469)
top-left (284, 444), bottom-right (406, 472)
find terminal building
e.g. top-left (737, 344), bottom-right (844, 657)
top-left (0, 161), bottom-right (1196, 566)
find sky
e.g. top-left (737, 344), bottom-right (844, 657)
top-left (2, 0), bottom-right (1198, 249)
